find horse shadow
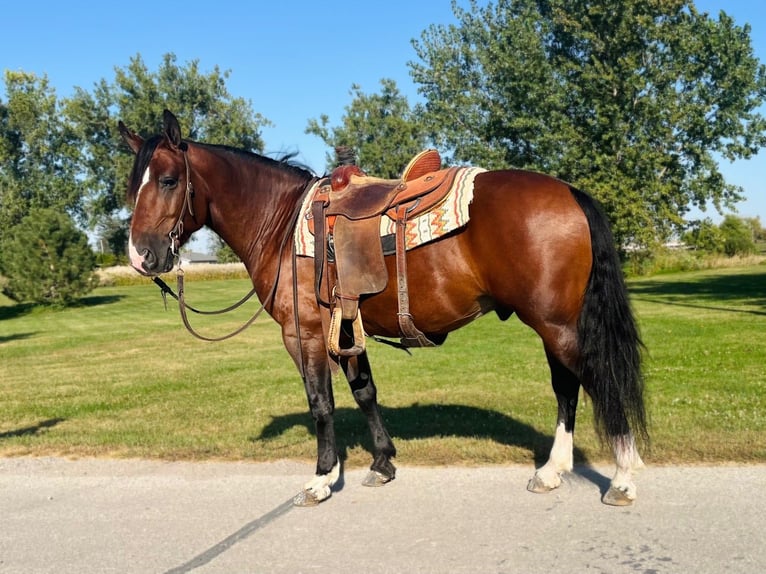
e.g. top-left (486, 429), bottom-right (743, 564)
top-left (257, 403), bottom-right (610, 493)
top-left (0, 418), bottom-right (66, 439)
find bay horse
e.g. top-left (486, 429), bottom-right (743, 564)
top-left (119, 110), bottom-right (647, 506)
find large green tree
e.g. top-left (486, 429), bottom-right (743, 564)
top-left (63, 53), bottom-right (271, 239)
top-left (0, 71), bottom-right (82, 249)
top-left (306, 79), bottom-right (429, 178)
top-left (410, 0), bottom-right (766, 248)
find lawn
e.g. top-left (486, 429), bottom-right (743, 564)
top-left (0, 264), bottom-right (764, 467)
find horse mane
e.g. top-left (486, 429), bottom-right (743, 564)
top-left (196, 142), bottom-right (318, 180)
top-left (125, 137), bottom-right (317, 206)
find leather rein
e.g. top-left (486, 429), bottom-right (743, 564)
top-left (151, 145), bottom-right (315, 344)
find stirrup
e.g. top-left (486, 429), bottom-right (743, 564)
top-left (327, 308), bottom-right (366, 356)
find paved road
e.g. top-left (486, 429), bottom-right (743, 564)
top-left (0, 457), bottom-right (764, 573)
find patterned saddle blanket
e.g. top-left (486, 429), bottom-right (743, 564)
top-left (294, 165), bottom-right (485, 257)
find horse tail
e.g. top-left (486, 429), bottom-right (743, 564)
top-left (569, 187), bottom-right (648, 445)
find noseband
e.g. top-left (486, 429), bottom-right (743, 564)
top-left (168, 144), bottom-right (196, 257)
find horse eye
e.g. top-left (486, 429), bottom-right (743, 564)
top-left (159, 176), bottom-right (178, 189)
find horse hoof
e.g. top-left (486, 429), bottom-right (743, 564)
top-left (293, 489), bottom-right (323, 507)
top-left (527, 473), bottom-right (556, 494)
top-left (362, 470), bottom-right (393, 487)
top-left (602, 486), bottom-right (635, 506)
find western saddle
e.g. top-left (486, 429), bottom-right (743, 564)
top-left (310, 149), bottom-right (458, 356)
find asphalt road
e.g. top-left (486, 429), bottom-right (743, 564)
top-left (1, 457), bottom-right (764, 573)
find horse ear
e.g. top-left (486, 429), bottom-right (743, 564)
top-left (118, 121), bottom-right (143, 155)
top-left (163, 109), bottom-right (183, 149)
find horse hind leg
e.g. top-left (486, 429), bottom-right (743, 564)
top-left (340, 351), bottom-right (397, 487)
top-left (602, 433), bottom-right (645, 506)
top-left (568, 184), bottom-right (647, 505)
top-left (527, 345), bottom-right (646, 505)
top-left (528, 350), bottom-right (580, 493)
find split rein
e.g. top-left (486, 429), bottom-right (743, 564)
top-left (152, 272), bottom-right (263, 342)
top-left (151, 145), bottom-right (316, 343)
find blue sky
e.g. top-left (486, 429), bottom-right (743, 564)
top-left (2, 0), bottom-right (764, 237)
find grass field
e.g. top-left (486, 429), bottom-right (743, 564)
top-left (1, 264), bottom-right (764, 467)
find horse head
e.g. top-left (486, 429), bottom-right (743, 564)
top-left (119, 110), bottom-right (207, 275)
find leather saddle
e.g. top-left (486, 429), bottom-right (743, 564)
top-left (311, 149), bottom-right (455, 355)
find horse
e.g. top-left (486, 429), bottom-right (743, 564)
top-left (119, 110), bottom-right (647, 507)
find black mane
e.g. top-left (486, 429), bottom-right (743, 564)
top-left (126, 135), bottom-right (162, 204)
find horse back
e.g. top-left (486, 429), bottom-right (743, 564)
top-left (358, 169), bottom-right (594, 338)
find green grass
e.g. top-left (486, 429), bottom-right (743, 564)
top-left (1, 265), bottom-right (765, 467)
top-left (629, 266), bottom-right (766, 462)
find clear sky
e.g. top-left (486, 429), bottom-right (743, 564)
top-left (2, 0), bottom-right (764, 239)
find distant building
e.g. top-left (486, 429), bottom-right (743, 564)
top-left (179, 251), bottom-right (218, 265)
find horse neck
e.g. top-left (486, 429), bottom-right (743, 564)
top-left (194, 144), bottom-right (312, 285)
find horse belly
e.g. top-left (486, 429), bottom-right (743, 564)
top-left (358, 230), bottom-right (490, 338)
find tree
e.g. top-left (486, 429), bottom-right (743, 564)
top-left (719, 214), bottom-right (756, 256)
top-left (94, 214), bottom-right (130, 265)
top-left (682, 218), bottom-right (725, 252)
top-left (0, 71), bottom-right (83, 250)
top-left (0, 209), bottom-right (97, 306)
top-left (410, 0), bottom-right (766, 250)
top-left (742, 216), bottom-right (764, 241)
top-left (62, 53), bottom-right (272, 249)
top-left (210, 236), bottom-right (241, 264)
top-left (306, 79), bottom-right (430, 177)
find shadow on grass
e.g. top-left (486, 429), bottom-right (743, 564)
top-left (0, 418), bottom-right (66, 439)
top-left (631, 270), bottom-right (766, 315)
top-left (0, 302), bottom-right (37, 321)
top-left (258, 403), bottom-right (590, 468)
top-left (0, 332), bottom-right (36, 344)
top-left (72, 294), bottom-right (125, 308)
top-left (0, 295), bottom-right (124, 322)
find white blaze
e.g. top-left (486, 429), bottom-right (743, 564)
top-left (128, 167), bottom-right (152, 271)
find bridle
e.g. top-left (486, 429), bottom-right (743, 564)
top-left (151, 142), bottom-right (261, 341)
top-left (167, 142), bottom-right (196, 257)
top-left (152, 142), bottom-right (317, 349)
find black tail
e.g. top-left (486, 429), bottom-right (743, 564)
top-left (570, 188), bottom-right (648, 445)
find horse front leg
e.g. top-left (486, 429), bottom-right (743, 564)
top-left (287, 335), bottom-right (341, 507)
top-left (340, 351), bottom-right (397, 487)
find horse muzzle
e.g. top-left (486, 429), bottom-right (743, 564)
top-left (128, 235), bottom-right (175, 276)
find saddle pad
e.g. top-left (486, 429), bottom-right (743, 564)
top-left (294, 166), bottom-right (486, 257)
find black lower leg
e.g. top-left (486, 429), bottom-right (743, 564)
top-left (547, 351), bottom-right (581, 432)
top-left (312, 403), bottom-right (338, 475)
top-left (304, 369), bottom-right (338, 475)
top-left (343, 353), bottom-right (396, 479)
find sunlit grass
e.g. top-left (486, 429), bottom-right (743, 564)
top-left (1, 265), bottom-right (764, 467)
